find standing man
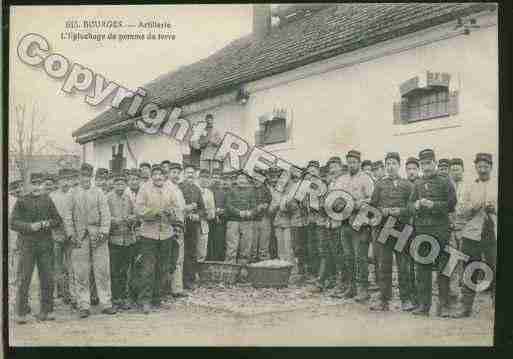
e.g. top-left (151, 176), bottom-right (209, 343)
top-left (438, 158), bottom-right (451, 175)
top-left (369, 153), bottom-right (415, 311)
top-left (409, 149), bottom-right (457, 317)
top-left (452, 153), bottom-right (496, 318)
top-left (8, 180), bottom-right (23, 289)
top-left (135, 164), bottom-right (184, 313)
top-left (161, 160), bottom-right (172, 181)
top-left (372, 161), bottom-right (385, 182)
top-left (207, 169), bottom-right (227, 261)
top-left (139, 162), bottom-right (152, 184)
top-left (64, 163), bottom-right (116, 318)
top-left (167, 162), bottom-right (188, 298)
top-left (198, 169), bottom-right (216, 265)
top-left (405, 157), bottom-right (420, 308)
top-left (50, 169), bottom-right (74, 305)
top-left (303, 161), bottom-right (322, 279)
top-left (11, 173), bottom-right (62, 323)
top-left (225, 171), bottom-right (258, 265)
top-left (269, 167), bottom-right (293, 264)
top-left (107, 174), bottom-right (137, 311)
top-left (361, 160), bottom-right (373, 179)
top-left (251, 169), bottom-right (273, 263)
top-left (448, 158), bottom-right (466, 305)
top-left (335, 150), bottom-right (374, 302)
top-left (179, 164), bottom-right (205, 290)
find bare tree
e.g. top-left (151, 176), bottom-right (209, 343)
top-left (9, 101), bottom-right (51, 184)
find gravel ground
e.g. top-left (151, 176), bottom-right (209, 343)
top-left (9, 275), bottom-right (494, 346)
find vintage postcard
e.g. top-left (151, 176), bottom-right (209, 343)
top-left (6, 3), bottom-right (498, 347)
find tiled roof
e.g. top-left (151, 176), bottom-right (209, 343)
top-left (73, 3), bottom-right (495, 138)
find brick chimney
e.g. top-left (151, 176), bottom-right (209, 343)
top-left (253, 4), bottom-right (271, 38)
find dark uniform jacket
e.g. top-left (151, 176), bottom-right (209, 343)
top-left (254, 184), bottom-right (272, 220)
top-left (11, 193), bottom-right (62, 240)
top-left (371, 175), bottom-right (414, 225)
top-left (225, 186), bottom-right (258, 221)
top-left (178, 181), bottom-right (206, 218)
top-left (408, 172), bottom-right (457, 237)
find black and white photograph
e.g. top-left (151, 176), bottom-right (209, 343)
top-left (4, 2), bottom-right (501, 347)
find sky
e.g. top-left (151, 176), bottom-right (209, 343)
top-left (9, 5), bottom-right (254, 152)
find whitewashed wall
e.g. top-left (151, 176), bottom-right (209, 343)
top-left (241, 22), bottom-right (497, 182)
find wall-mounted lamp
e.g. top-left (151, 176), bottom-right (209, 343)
top-left (237, 89), bottom-right (250, 105)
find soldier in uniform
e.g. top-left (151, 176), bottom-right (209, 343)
top-left (107, 174), bottom-right (138, 310)
top-left (139, 162), bottom-right (152, 183)
top-left (11, 172), bottom-right (62, 323)
top-left (334, 150), bottom-right (374, 302)
top-left (409, 149), bottom-right (457, 317)
top-left (361, 160), bottom-right (373, 179)
top-left (251, 168), bottom-right (273, 263)
top-left (64, 163), bottom-right (116, 318)
top-left (207, 169), bottom-right (227, 261)
top-left (438, 158), bottom-right (451, 175)
top-left (372, 161), bottom-right (386, 182)
top-left (452, 153), bottom-right (496, 318)
top-left (369, 152), bottom-right (416, 311)
top-left (405, 157), bottom-right (420, 308)
top-left (179, 163), bottom-right (205, 290)
top-left (304, 160), bottom-right (322, 279)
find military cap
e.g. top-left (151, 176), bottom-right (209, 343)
top-left (212, 168), bottom-right (222, 177)
top-left (361, 160), bottom-right (372, 169)
top-left (30, 172), bottom-right (45, 183)
top-left (385, 152), bottom-right (401, 164)
top-left (161, 160), bottom-right (172, 167)
top-left (341, 163), bottom-right (348, 171)
top-left (326, 156), bottom-right (342, 167)
top-left (44, 172), bottom-right (57, 182)
top-left (450, 158), bottom-right (464, 168)
top-left (127, 168), bottom-right (140, 177)
top-left (151, 164), bottom-right (163, 174)
top-left (95, 167), bottom-right (109, 179)
top-left (199, 169), bottom-right (210, 177)
top-left (169, 162), bottom-right (182, 171)
top-left (372, 160), bottom-right (384, 170)
top-left (346, 150), bottom-right (361, 161)
top-left (405, 157), bottom-right (419, 167)
top-left (80, 163), bottom-right (94, 177)
top-left (474, 153), bottom-right (493, 165)
top-left (438, 158), bottom-right (450, 168)
top-left (418, 149), bottom-right (435, 161)
top-left (139, 162), bottom-right (151, 170)
top-left (183, 163), bottom-right (196, 171)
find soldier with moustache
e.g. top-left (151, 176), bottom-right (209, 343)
top-left (408, 149), bottom-right (457, 317)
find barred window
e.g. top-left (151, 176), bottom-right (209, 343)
top-left (262, 118), bottom-right (287, 145)
top-left (405, 87), bottom-right (450, 122)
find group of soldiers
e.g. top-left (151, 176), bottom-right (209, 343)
top-left (8, 147), bottom-right (496, 325)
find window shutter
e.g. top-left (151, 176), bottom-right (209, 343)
top-left (448, 91), bottom-right (459, 115)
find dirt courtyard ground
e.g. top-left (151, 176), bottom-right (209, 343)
top-left (9, 280), bottom-right (494, 346)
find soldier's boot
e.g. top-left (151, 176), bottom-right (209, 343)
top-left (451, 307), bottom-right (472, 318)
top-left (342, 281), bottom-right (356, 299)
top-left (401, 300), bottom-right (417, 312)
top-left (354, 285), bottom-right (370, 303)
top-left (451, 293), bottom-right (474, 319)
top-left (370, 300), bottom-right (389, 312)
top-left (411, 304), bottom-right (430, 316)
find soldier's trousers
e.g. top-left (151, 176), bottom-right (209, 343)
top-left (171, 233), bottom-right (185, 294)
top-left (108, 243), bottom-right (134, 305)
top-left (251, 217), bottom-right (271, 262)
top-left (373, 237), bottom-right (413, 303)
top-left (136, 237), bottom-right (175, 305)
top-left (305, 224), bottom-right (320, 276)
top-left (341, 224), bottom-right (370, 288)
top-left (318, 226), bottom-right (342, 280)
top-left (291, 226), bottom-right (307, 271)
top-left (70, 236), bottom-right (112, 310)
top-left (225, 221), bottom-right (254, 264)
top-left (275, 227), bottom-right (294, 263)
top-left (414, 228), bottom-right (449, 310)
top-left (183, 222), bottom-right (200, 287)
top-left (460, 237), bottom-right (496, 310)
top-left (16, 238), bottom-right (54, 316)
top-left (449, 231), bottom-right (463, 298)
top-left (54, 241), bottom-right (72, 302)
top-left (207, 220), bottom-right (226, 261)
